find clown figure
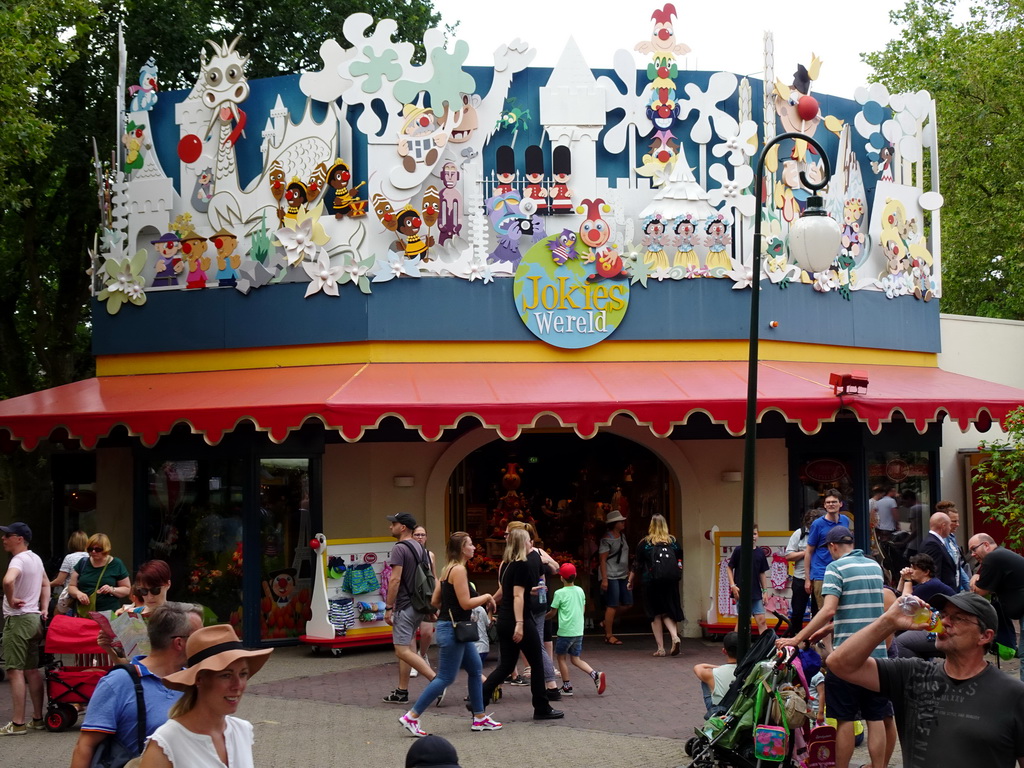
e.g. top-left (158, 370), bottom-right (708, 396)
top-left (180, 230), bottom-right (211, 289)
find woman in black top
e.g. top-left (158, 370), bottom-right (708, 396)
top-left (399, 532), bottom-right (500, 737)
top-left (481, 528), bottom-right (563, 720)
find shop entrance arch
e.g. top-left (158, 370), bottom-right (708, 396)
top-left (437, 429), bottom-right (677, 633)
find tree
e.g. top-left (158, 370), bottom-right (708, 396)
top-left (863, 0), bottom-right (1024, 319)
top-left (0, 0), bottom-right (445, 520)
top-left (973, 406), bottom-right (1024, 551)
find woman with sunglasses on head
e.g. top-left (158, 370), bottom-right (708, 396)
top-left (67, 533), bottom-right (131, 614)
top-left (139, 624), bottom-right (272, 768)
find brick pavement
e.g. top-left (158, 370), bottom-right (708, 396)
top-left (3, 631), bottom-right (975, 767)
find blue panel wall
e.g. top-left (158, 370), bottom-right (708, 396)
top-left (92, 277), bottom-right (940, 355)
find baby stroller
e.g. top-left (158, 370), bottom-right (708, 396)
top-left (685, 630), bottom-right (813, 768)
top-left (42, 614), bottom-right (111, 731)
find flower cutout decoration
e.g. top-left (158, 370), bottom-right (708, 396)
top-left (678, 72), bottom-right (740, 145)
top-left (302, 248), bottom-right (345, 297)
top-left (707, 163), bottom-right (755, 218)
top-left (597, 49), bottom-right (653, 156)
top-left (813, 270), bottom-right (838, 294)
top-left (97, 249), bottom-right (148, 315)
top-left (100, 227), bottom-right (125, 252)
top-left (373, 253), bottom-right (423, 283)
top-left (466, 257), bottom-right (494, 284)
top-left (338, 252), bottom-right (374, 294)
top-left (276, 218), bottom-right (318, 266)
top-left (712, 121), bottom-right (758, 167)
top-left (622, 243), bottom-right (653, 288)
top-left (728, 265), bottom-right (753, 290)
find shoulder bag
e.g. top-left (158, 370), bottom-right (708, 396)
top-left (89, 664), bottom-right (146, 768)
top-left (77, 559), bottom-right (110, 619)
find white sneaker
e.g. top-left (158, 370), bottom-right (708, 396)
top-left (471, 713), bottom-right (503, 731)
top-left (0, 722), bottom-right (27, 736)
top-left (399, 713), bottom-right (427, 737)
top-left (410, 666), bottom-right (419, 678)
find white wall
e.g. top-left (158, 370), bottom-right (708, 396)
top-left (939, 313), bottom-right (1024, 527)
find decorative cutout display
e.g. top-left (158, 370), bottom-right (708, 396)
top-left (98, 8), bottom-right (944, 317)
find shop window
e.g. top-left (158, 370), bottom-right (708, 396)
top-left (795, 456), bottom-right (855, 514)
top-left (145, 458), bottom-right (247, 629)
top-left (257, 458), bottom-right (313, 641)
top-left (867, 450), bottom-right (932, 540)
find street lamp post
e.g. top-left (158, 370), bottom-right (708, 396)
top-left (736, 132), bottom-right (841, 657)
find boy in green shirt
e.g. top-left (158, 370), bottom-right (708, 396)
top-left (547, 563), bottom-right (606, 696)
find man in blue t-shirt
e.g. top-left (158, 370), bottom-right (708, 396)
top-left (802, 488), bottom-right (852, 616)
top-left (70, 603), bottom-right (202, 767)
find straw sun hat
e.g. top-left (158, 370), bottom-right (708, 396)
top-left (162, 624), bottom-right (273, 691)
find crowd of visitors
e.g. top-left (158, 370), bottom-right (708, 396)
top-left (3, 486), bottom-right (1024, 768)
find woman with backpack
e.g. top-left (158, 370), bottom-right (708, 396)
top-left (631, 514), bottom-right (684, 657)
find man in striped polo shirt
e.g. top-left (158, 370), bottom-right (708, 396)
top-left (780, 526), bottom-right (896, 768)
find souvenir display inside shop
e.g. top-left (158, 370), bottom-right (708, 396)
top-left (452, 434), bottom-right (670, 589)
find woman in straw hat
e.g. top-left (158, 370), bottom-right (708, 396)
top-left (139, 624), bottom-right (272, 768)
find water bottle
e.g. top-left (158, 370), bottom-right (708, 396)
top-left (538, 574), bottom-right (547, 605)
top-left (898, 595), bottom-right (943, 633)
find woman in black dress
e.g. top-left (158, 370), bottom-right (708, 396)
top-left (632, 514), bottom-right (684, 656)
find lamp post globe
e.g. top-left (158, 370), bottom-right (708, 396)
top-left (787, 194), bottom-right (843, 273)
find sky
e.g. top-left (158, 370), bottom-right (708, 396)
top-left (430, 0), bottom-right (913, 99)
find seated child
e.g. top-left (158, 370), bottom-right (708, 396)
top-left (692, 631), bottom-right (739, 718)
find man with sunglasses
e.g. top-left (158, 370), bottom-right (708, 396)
top-left (829, 591), bottom-right (1024, 767)
top-left (968, 533), bottom-right (1024, 680)
top-left (1, 522), bottom-right (49, 736)
top-left (70, 602), bottom-right (203, 767)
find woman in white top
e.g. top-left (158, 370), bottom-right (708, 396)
top-left (50, 530), bottom-right (88, 615)
top-left (139, 624), bottom-right (272, 768)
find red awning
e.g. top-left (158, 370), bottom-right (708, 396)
top-left (0, 361), bottom-right (1021, 450)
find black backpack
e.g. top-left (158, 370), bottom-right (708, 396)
top-left (648, 543), bottom-right (682, 581)
top-left (399, 540), bottom-right (437, 613)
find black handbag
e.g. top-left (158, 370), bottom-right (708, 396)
top-left (90, 664), bottom-right (145, 768)
top-left (449, 608), bottom-right (479, 643)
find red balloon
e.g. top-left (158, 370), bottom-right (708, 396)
top-left (177, 134), bottom-right (203, 164)
top-left (797, 95), bottom-right (819, 122)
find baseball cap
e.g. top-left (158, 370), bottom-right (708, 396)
top-left (559, 562), bottom-right (577, 579)
top-left (930, 592), bottom-right (998, 634)
top-left (405, 734), bottom-right (462, 768)
top-left (387, 512), bottom-right (418, 529)
top-left (824, 525), bottom-right (854, 545)
top-left (0, 522), bottom-right (32, 541)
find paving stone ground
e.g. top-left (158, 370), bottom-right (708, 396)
top-left (9, 630), bottom-right (996, 766)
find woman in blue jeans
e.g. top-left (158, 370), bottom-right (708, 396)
top-left (399, 532), bottom-right (501, 737)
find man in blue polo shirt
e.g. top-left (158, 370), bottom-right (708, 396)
top-left (69, 602), bottom-right (203, 767)
top-left (802, 488), bottom-right (852, 616)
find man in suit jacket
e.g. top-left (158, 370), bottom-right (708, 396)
top-left (920, 512), bottom-right (957, 591)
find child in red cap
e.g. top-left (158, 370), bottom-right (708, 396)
top-left (547, 562), bottom-right (606, 696)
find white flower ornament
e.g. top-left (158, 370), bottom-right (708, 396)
top-left (712, 121), bottom-right (758, 167)
top-left (302, 248), bottom-right (344, 297)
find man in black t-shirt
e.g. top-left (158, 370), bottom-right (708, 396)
top-left (830, 591), bottom-right (1024, 768)
top-left (727, 524), bottom-right (770, 634)
top-left (969, 533), bottom-right (1024, 681)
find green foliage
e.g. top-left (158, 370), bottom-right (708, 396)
top-left (973, 406), bottom-right (1024, 550)
top-left (863, 0), bottom-right (1024, 319)
top-left (0, 0), bottom-right (445, 402)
